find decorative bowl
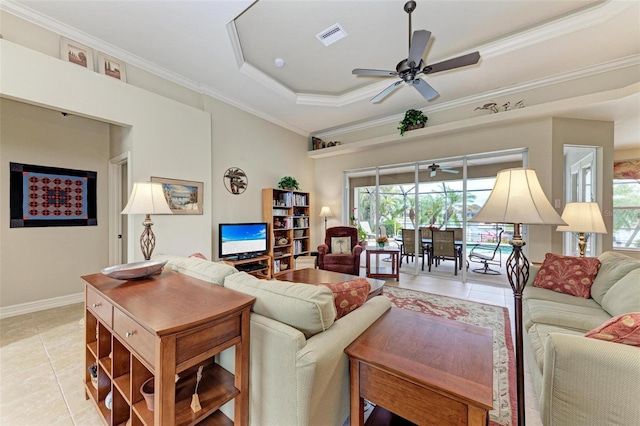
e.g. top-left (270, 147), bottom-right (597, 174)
top-left (100, 260), bottom-right (167, 280)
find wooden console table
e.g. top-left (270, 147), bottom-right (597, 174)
top-left (345, 307), bottom-right (493, 426)
top-left (82, 270), bottom-right (255, 425)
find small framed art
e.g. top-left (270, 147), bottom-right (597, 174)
top-left (97, 52), bottom-right (127, 82)
top-left (151, 177), bottom-right (203, 215)
top-left (60, 37), bottom-right (94, 70)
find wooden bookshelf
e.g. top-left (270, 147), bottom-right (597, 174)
top-left (262, 188), bottom-right (310, 278)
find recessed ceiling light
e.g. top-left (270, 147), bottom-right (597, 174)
top-left (316, 23), bottom-right (347, 47)
top-left (274, 58), bottom-right (285, 68)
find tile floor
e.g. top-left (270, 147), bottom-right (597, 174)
top-left (0, 269), bottom-right (542, 425)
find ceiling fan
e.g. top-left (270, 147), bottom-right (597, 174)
top-left (427, 163), bottom-right (459, 177)
top-left (352, 1), bottom-right (481, 103)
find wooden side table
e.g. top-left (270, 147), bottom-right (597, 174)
top-left (365, 246), bottom-right (400, 281)
top-left (345, 307), bottom-right (493, 426)
top-left (82, 271), bottom-right (255, 425)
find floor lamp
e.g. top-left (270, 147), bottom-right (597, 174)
top-left (319, 206), bottom-right (333, 233)
top-left (121, 182), bottom-right (173, 260)
top-left (470, 168), bottom-right (566, 426)
top-left (556, 202), bottom-right (607, 257)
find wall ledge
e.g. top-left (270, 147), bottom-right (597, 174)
top-left (308, 83), bottom-right (640, 159)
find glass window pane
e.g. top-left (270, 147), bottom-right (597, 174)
top-left (613, 179), bottom-right (640, 250)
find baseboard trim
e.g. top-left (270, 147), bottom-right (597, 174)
top-left (0, 292), bottom-right (84, 319)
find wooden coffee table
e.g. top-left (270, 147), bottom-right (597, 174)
top-left (277, 268), bottom-right (384, 299)
top-left (345, 307), bottom-right (493, 426)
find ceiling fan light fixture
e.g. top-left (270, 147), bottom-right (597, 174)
top-left (316, 23), bottom-right (348, 47)
top-left (352, 1), bottom-right (480, 103)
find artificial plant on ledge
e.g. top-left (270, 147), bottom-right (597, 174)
top-left (398, 109), bottom-right (428, 136)
top-left (278, 176), bottom-right (300, 190)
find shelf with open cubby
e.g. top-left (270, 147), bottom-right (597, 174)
top-left (263, 188), bottom-right (310, 277)
top-left (83, 272), bottom-right (254, 426)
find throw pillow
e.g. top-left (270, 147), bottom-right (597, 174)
top-left (331, 236), bottom-right (352, 254)
top-left (532, 253), bottom-right (601, 298)
top-left (320, 278), bottom-right (371, 319)
top-left (585, 313), bottom-right (640, 346)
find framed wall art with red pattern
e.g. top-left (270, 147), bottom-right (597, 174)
top-left (9, 162), bottom-right (97, 228)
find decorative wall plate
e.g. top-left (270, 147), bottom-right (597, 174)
top-left (224, 167), bottom-right (248, 195)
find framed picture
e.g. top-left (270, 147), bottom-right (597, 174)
top-left (151, 177), bottom-right (203, 215)
top-left (9, 162), bottom-right (97, 228)
top-left (97, 52), bottom-right (127, 82)
top-left (60, 37), bottom-right (94, 71)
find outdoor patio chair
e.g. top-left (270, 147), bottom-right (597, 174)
top-left (429, 230), bottom-right (459, 275)
top-left (468, 229), bottom-right (504, 275)
top-left (400, 228), bottom-right (425, 270)
top-left (359, 222), bottom-right (376, 241)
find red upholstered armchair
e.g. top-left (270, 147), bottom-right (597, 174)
top-left (317, 226), bottom-right (363, 275)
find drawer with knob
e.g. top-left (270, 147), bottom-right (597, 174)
top-left (86, 287), bottom-right (113, 327)
top-left (113, 308), bottom-right (156, 367)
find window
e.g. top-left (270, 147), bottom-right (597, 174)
top-left (612, 160), bottom-right (640, 250)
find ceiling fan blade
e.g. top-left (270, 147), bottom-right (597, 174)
top-left (371, 80), bottom-right (403, 103)
top-left (423, 51), bottom-right (481, 75)
top-left (407, 30), bottom-right (431, 68)
top-left (412, 78), bottom-right (438, 101)
top-left (352, 68), bottom-right (398, 77)
top-left (441, 168), bottom-right (459, 174)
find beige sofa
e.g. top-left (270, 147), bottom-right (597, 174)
top-left (154, 254), bottom-right (391, 426)
top-left (522, 251), bottom-right (640, 426)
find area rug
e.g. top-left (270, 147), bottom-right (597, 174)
top-left (383, 285), bottom-right (516, 426)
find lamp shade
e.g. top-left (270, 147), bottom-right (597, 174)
top-left (470, 168), bottom-right (566, 225)
top-left (121, 182), bottom-right (173, 215)
top-left (556, 202), bottom-right (607, 234)
top-left (319, 206), bottom-right (333, 217)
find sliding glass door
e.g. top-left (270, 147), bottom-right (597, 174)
top-left (347, 150), bottom-right (525, 282)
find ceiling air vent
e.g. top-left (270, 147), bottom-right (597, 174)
top-left (316, 23), bottom-right (347, 47)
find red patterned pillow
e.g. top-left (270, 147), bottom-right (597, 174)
top-left (532, 253), bottom-right (601, 298)
top-left (320, 279), bottom-right (370, 319)
top-left (585, 313), bottom-right (640, 346)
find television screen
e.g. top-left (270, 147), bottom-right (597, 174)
top-left (219, 223), bottom-right (268, 258)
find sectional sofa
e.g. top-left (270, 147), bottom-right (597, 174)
top-left (522, 251), bottom-right (640, 426)
top-left (153, 254), bottom-right (391, 426)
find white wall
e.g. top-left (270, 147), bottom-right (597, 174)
top-left (0, 39), bottom-right (212, 311)
top-left (314, 118), bottom-right (614, 262)
top-left (0, 99), bottom-right (110, 307)
top-left (204, 96), bottom-right (313, 257)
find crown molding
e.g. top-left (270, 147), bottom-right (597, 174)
top-left (313, 54), bottom-right (640, 139)
top-left (1, 0), bottom-right (309, 137)
top-left (230, 0), bottom-right (635, 108)
top-left (3, 0), bottom-right (634, 140)
top-left (479, 0), bottom-right (633, 59)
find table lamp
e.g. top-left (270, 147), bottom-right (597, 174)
top-left (121, 182), bottom-right (173, 260)
top-left (470, 168), bottom-right (566, 426)
top-left (556, 202), bottom-right (607, 257)
top-left (319, 206), bottom-right (333, 232)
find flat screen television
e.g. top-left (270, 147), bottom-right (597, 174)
top-left (219, 222), bottom-right (268, 259)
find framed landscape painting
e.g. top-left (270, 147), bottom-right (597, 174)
top-left (97, 52), bottom-right (127, 82)
top-left (151, 177), bottom-right (203, 215)
top-left (60, 37), bottom-right (95, 71)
